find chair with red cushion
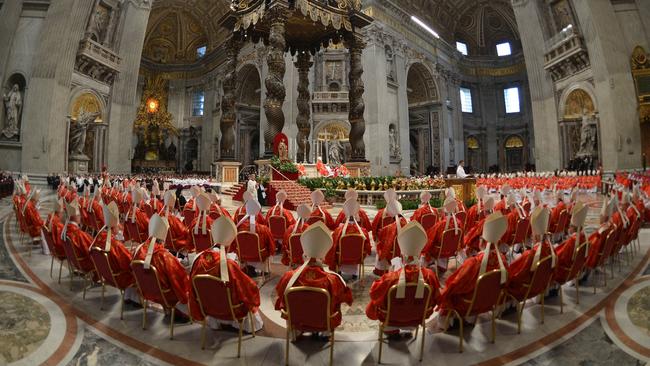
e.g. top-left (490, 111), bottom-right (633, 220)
top-left (90, 247), bottom-right (135, 318)
top-left (62, 236), bottom-right (97, 297)
top-left (130, 260), bottom-right (180, 339)
top-left (444, 269), bottom-right (505, 352)
top-left (288, 233), bottom-right (304, 267)
top-left (588, 226), bottom-right (617, 293)
top-left (505, 255), bottom-right (555, 333)
top-left (269, 215), bottom-right (288, 241)
top-left (555, 239), bottom-right (589, 311)
top-left (420, 213), bottom-right (438, 232)
top-left (337, 233), bottom-right (367, 279)
top-left (553, 210), bottom-right (570, 240)
top-left (376, 283), bottom-right (433, 363)
top-left (510, 217), bottom-right (531, 251)
top-left (123, 221), bottom-right (142, 246)
top-left (192, 229), bottom-right (212, 253)
top-left (429, 228), bottom-right (463, 277)
top-left (42, 226), bottom-right (67, 283)
top-left (236, 231), bottom-right (270, 280)
top-left (191, 274), bottom-right (256, 356)
top-left (282, 286), bottom-right (339, 366)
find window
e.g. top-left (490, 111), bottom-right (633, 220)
top-left (496, 42), bottom-right (511, 56)
top-left (197, 45), bottom-right (206, 58)
top-left (460, 87), bottom-right (473, 113)
top-left (504, 87), bottom-right (521, 114)
top-left (192, 91), bottom-right (205, 116)
top-left (456, 41), bottom-right (468, 56)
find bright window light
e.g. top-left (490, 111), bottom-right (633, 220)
top-left (411, 16), bottom-right (440, 39)
top-left (504, 87), bottom-right (520, 113)
top-left (496, 42), bottom-right (511, 56)
top-left (456, 41), bottom-right (468, 56)
top-left (192, 91), bottom-right (205, 116)
top-left (197, 46), bottom-right (206, 58)
top-left (460, 87), bottom-right (473, 113)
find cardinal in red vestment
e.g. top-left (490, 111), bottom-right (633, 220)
top-left (548, 190), bottom-right (567, 234)
top-left (371, 189), bottom-right (399, 235)
top-left (335, 189), bottom-right (372, 232)
top-left (410, 191), bottom-right (439, 230)
top-left (366, 221), bottom-right (440, 334)
top-left (189, 193), bottom-right (215, 251)
top-left (159, 190), bottom-right (191, 252)
top-left (275, 222), bottom-right (353, 331)
top-left (125, 187), bottom-right (150, 243)
top-left (266, 190), bottom-right (296, 228)
top-left (374, 198), bottom-right (408, 275)
top-left (309, 189), bottom-right (336, 229)
top-left (232, 197), bottom-right (275, 272)
top-left (422, 196), bottom-right (463, 273)
top-left (233, 191), bottom-right (267, 225)
top-left (45, 199), bottom-right (66, 255)
top-left (465, 186), bottom-right (488, 230)
top-left (463, 197), bottom-right (496, 255)
top-left (494, 185), bottom-right (512, 215)
top-left (22, 189), bottom-right (44, 242)
top-left (554, 202), bottom-right (588, 283)
top-left (188, 216), bottom-right (262, 333)
top-left (62, 200), bottom-right (98, 277)
top-left (586, 198), bottom-right (616, 269)
top-left (90, 201), bottom-right (134, 289)
top-left (208, 192), bottom-right (232, 220)
top-left (325, 199), bottom-right (371, 274)
top-left (281, 204), bottom-right (311, 266)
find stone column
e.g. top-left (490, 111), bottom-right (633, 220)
top-left (263, 5), bottom-right (287, 157)
top-left (347, 33), bottom-right (367, 162)
top-left (295, 52), bottom-right (312, 162)
top-left (0, 0), bottom-right (23, 89)
top-left (107, 0), bottom-right (151, 173)
top-left (219, 36), bottom-right (240, 160)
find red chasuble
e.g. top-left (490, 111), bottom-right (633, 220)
top-left (422, 216), bottom-right (462, 261)
top-left (133, 242), bottom-right (189, 304)
top-left (232, 221), bottom-right (275, 261)
top-left (281, 223), bottom-right (309, 266)
top-left (505, 241), bottom-right (555, 299)
top-left (376, 217), bottom-right (408, 262)
top-left (159, 211), bottom-right (192, 252)
top-left (334, 209), bottom-right (372, 232)
top-left (554, 232), bottom-right (587, 283)
top-left (91, 231), bottom-right (135, 289)
top-left (64, 222), bottom-right (96, 274)
top-left (325, 223), bottom-right (371, 269)
top-left (23, 200), bottom-right (44, 238)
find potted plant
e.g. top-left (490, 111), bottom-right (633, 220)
top-left (270, 156), bottom-right (300, 181)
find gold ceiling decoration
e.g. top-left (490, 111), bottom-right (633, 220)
top-left (505, 135), bottom-right (524, 149)
top-left (133, 75), bottom-right (179, 151)
top-left (631, 46), bottom-right (650, 123)
top-left (466, 136), bottom-right (480, 150)
top-left (563, 89), bottom-right (595, 119)
top-left (70, 93), bottom-right (103, 123)
top-left (317, 122), bottom-right (349, 141)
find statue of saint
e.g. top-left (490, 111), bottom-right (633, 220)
top-left (69, 109), bottom-right (99, 157)
top-left (278, 139), bottom-right (289, 161)
top-left (577, 109), bottom-right (597, 158)
top-left (328, 139), bottom-right (343, 166)
top-left (389, 124), bottom-right (401, 160)
top-left (2, 84), bottom-right (22, 139)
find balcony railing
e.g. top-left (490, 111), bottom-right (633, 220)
top-left (77, 38), bottom-right (121, 72)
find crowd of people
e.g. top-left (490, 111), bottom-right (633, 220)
top-left (0, 171), bottom-right (14, 199)
top-left (8, 170), bottom-right (649, 361)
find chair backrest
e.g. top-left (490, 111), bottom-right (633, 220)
top-left (384, 283), bottom-right (433, 328)
top-left (42, 226), bottom-right (65, 259)
top-left (192, 230), bottom-right (212, 252)
top-left (511, 217), bottom-right (531, 246)
top-left (192, 274), bottom-right (242, 321)
top-left (236, 231), bottom-right (264, 262)
top-left (164, 228), bottom-right (179, 252)
top-left (562, 239), bottom-right (588, 284)
top-left (87, 211), bottom-right (99, 232)
top-left (420, 213), bottom-right (438, 232)
top-left (234, 212), bottom-right (246, 223)
top-left (284, 286), bottom-right (332, 332)
top-left (464, 269), bottom-right (504, 316)
top-left (62, 235), bottom-right (87, 273)
top-left (269, 215), bottom-right (287, 240)
top-left (437, 228), bottom-right (463, 258)
top-left (130, 260), bottom-right (175, 307)
top-left (123, 221), bottom-right (141, 243)
top-left (183, 209), bottom-right (196, 227)
top-left (554, 210), bottom-right (570, 235)
top-left (338, 234), bottom-right (365, 265)
top-left (288, 233), bottom-right (304, 266)
top-left (602, 226), bottom-right (620, 262)
top-left (524, 255), bottom-right (555, 300)
top-left (90, 247), bottom-right (118, 288)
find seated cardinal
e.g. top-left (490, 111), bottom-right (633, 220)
top-left (45, 199), bottom-right (66, 255)
top-left (465, 186), bottom-right (488, 230)
top-left (22, 189), bottom-right (44, 243)
top-left (374, 198), bottom-right (408, 275)
top-left (281, 204), bottom-right (311, 266)
top-left (275, 222), bottom-right (353, 330)
top-left (586, 197), bottom-right (616, 269)
top-left (335, 189), bottom-right (372, 232)
top-left (189, 193), bottom-right (215, 251)
top-left (208, 192), bottom-right (232, 220)
top-left (91, 201), bottom-right (135, 289)
top-left (463, 197), bottom-right (496, 255)
top-left (554, 202), bottom-right (588, 283)
top-left (62, 200), bottom-right (97, 277)
top-left (159, 190), bottom-right (191, 252)
top-left (125, 187), bottom-right (150, 243)
top-left (325, 199), bottom-right (371, 275)
top-left (366, 221), bottom-right (441, 334)
top-left (188, 216), bottom-right (263, 333)
top-left (548, 190), bottom-right (567, 234)
top-left (422, 196), bottom-right (463, 273)
top-left (265, 190), bottom-right (296, 229)
top-left (233, 191), bottom-right (267, 225)
top-left (371, 189), bottom-right (399, 235)
top-left (232, 197), bottom-right (275, 272)
top-left (309, 189), bottom-right (336, 229)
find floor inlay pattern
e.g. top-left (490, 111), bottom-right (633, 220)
top-left (0, 290), bottom-right (51, 363)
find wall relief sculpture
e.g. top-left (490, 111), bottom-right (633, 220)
top-left (389, 123), bottom-right (401, 162)
top-left (2, 84), bottom-right (22, 140)
top-left (576, 109), bottom-right (598, 159)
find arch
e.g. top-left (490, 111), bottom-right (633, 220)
top-left (558, 83), bottom-right (598, 119)
top-left (503, 134), bottom-right (525, 172)
top-left (406, 62), bottom-right (439, 104)
top-left (315, 121), bottom-right (350, 141)
top-left (68, 89), bottom-right (106, 123)
top-left (236, 63), bottom-right (261, 107)
top-left (504, 135), bottom-right (525, 149)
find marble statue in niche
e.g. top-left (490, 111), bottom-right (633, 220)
top-left (2, 84), bottom-right (22, 139)
top-left (385, 45), bottom-right (396, 81)
top-left (69, 109), bottom-right (99, 157)
top-left (389, 123), bottom-right (401, 161)
top-left (576, 108), bottom-right (598, 158)
top-left (87, 4), bottom-right (110, 43)
top-left (328, 139), bottom-right (343, 166)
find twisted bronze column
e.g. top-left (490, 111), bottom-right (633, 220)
top-left (263, 6), bottom-right (287, 157)
top-left (220, 36), bottom-right (240, 160)
top-left (295, 51), bottom-right (312, 162)
top-left (347, 33), bottom-right (367, 162)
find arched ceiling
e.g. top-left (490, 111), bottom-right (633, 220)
top-left (397, 0), bottom-right (520, 55)
top-left (143, 0), bottom-right (230, 64)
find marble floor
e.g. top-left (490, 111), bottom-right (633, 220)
top-left (1, 187), bottom-right (649, 366)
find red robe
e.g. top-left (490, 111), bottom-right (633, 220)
top-left (189, 212), bottom-right (215, 248)
top-left (422, 216), bottom-right (463, 261)
top-left (125, 207), bottom-right (150, 243)
top-left (231, 221), bottom-right (275, 262)
top-left (45, 213), bottom-right (65, 257)
top-left (233, 206), bottom-right (267, 226)
top-left (64, 222), bottom-right (96, 274)
top-left (209, 204), bottom-right (232, 220)
top-left (438, 249), bottom-right (509, 315)
top-left (133, 242), bottom-right (189, 304)
top-left (366, 265), bottom-right (440, 321)
top-left (325, 222), bottom-right (371, 269)
top-left (334, 209), bottom-right (372, 233)
top-left (376, 217), bottom-right (408, 262)
top-left (371, 208), bottom-right (395, 234)
top-left (90, 199), bottom-right (105, 229)
top-left (463, 217), bottom-right (487, 252)
top-left (585, 225), bottom-right (613, 269)
top-left (410, 204), bottom-right (439, 227)
top-left (494, 199), bottom-right (508, 214)
top-left (554, 232), bottom-right (587, 283)
top-left (79, 197), bottom-right (91, 227)
top-left (159, 211), bottom-right (192, 252)
top-left (309, 206), bottom-right (336, 230)
top-left (281, 222), bottom-right (309, 266)
top-left (549, 200), bottom-right (566, 233)
top-left (265, 205), bottom-right (296, 227)
top-left (13, 195), bottom-right (27, 233)
top-left (501, 209), bottom-right (523, 246)
top-left (22, 200), bottom-right (44, 238)
top-left (465, 203), bottom-right (482, 230)
top-left (188, 250), bottom-right (260, 321)
top-left (91, 230), bottom-right (135, 289)
top-left (506, 241), bottom-right (555, 300)
top-left (275, 262), bottom-right (353, 328)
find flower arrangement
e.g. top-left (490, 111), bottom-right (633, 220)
top-left (270, 155), bottom-right (298, 173)
top-left (298, 176), bottom-right (446, 191)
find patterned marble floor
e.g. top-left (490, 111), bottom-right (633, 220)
top-left (1, 187), bottom-right (649, 365)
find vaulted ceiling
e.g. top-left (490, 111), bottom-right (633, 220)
top-left (395, 0), bottom-right (520, 55)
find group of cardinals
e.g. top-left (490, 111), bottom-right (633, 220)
top-left (9, 172), bottom-right (649, 342)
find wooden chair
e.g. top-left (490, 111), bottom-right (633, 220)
top-left (191, 274), bottom-right (256, 356)
top-left (235, 232), bottom-right (270, 281)
top-left (506, 255), bottom-right (555, 333)
top-left (376, 283), bottom-right (433, 363)
top-left (130, 260), bottom-right (180, 339)
top-left (269, 215), bottom-right (288, 241)
top-left (420, 212), bottom-right (438, 232)
top-left (429, 228), bottom-right (463, 277)
top-left (62, 235), bottom-right (97, 297)
top-left (288, 233), bottom-right (304, 268)
top-left (588, 226), bottom-right (617, 293)
top-left (336, 233), bottom-right (367, 280)
top-left (555, 238), bottom-right (589, 311)
top-left (90, 247), bottom-right (135, 319)
top-left (192, 229), bottom-right (212, 253)
top-left (42, 225), bottom-right (67, 283)
top-left (283, 286), bottom-right (339, 366)
top-left (444, 269), bottom-right (504, 352)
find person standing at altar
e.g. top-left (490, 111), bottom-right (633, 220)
top-left (281, 204), bottom-right (311, 266)
top-left (422, 196), bottom-right (463, 274)
top-left (22, 189), bottom-right (43, 245)
top-left (275, 222), bottom-right (353, 333)
top-left (456, 160), bottom-right (468, 179)
top-left (366, 221), bottom-right (440, 336)
top-left (160, 190), bottom-right (191, 253)
top-left (326, 199), bottom-right (371, 277)
top-left (410, 191), bottom-right (438, 226)
top-left (246, 174), bottom-right (258, 202)
top-left (374, 198), bottom-right (408, 276)
top-left (91, 202), bottom-right (134, 289)
top-left (335, 189), bottom-right (372, 232)
top-left (309, 189), bottom-right (336, 229)
top-left (266, 190), bottom-right (295, 227)
top-left (188, 216), bottom-right (263, 333)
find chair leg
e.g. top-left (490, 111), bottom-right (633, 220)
top-left (201, 319), bottom-right (207, 350)
top-left (285, 326), bottom-right (290, 366)
top-left (491, 310), bottom-right (496, 343)
top-left (170, 307), bottom-right (175, 340)
top-left (142, 300), bottom-right (148, 329)
top-left (50, 256), bottom-right (54, 278)
top-left (82, 275), bottom-right (88, 300)
top-left (237, 320), bottom-right (243, 358)
top-left (58, 260), bottom-right (63, 284)
top-left (120, 290), bottom-right (125, 320)
top-left (249, 312), bottom-right (256, 337)
top-left (419, 324), bottom-right (425, 362)
top-left (540, 291), bottom-right (545, 324)
top-left (378, 325), bottom-right (383, 364)
top-left (329, 330), bottom-right (335, 366)
top-left (458, 313), bottom-right (464, 353)
top-left (517, 302), bottom-right (523, 334)
top-left (100, 282), bottom-right (106, 310)
top-left (559, 285), bottom-right (564, 314)
top-left (69, 262), bottom-right (74, 290)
